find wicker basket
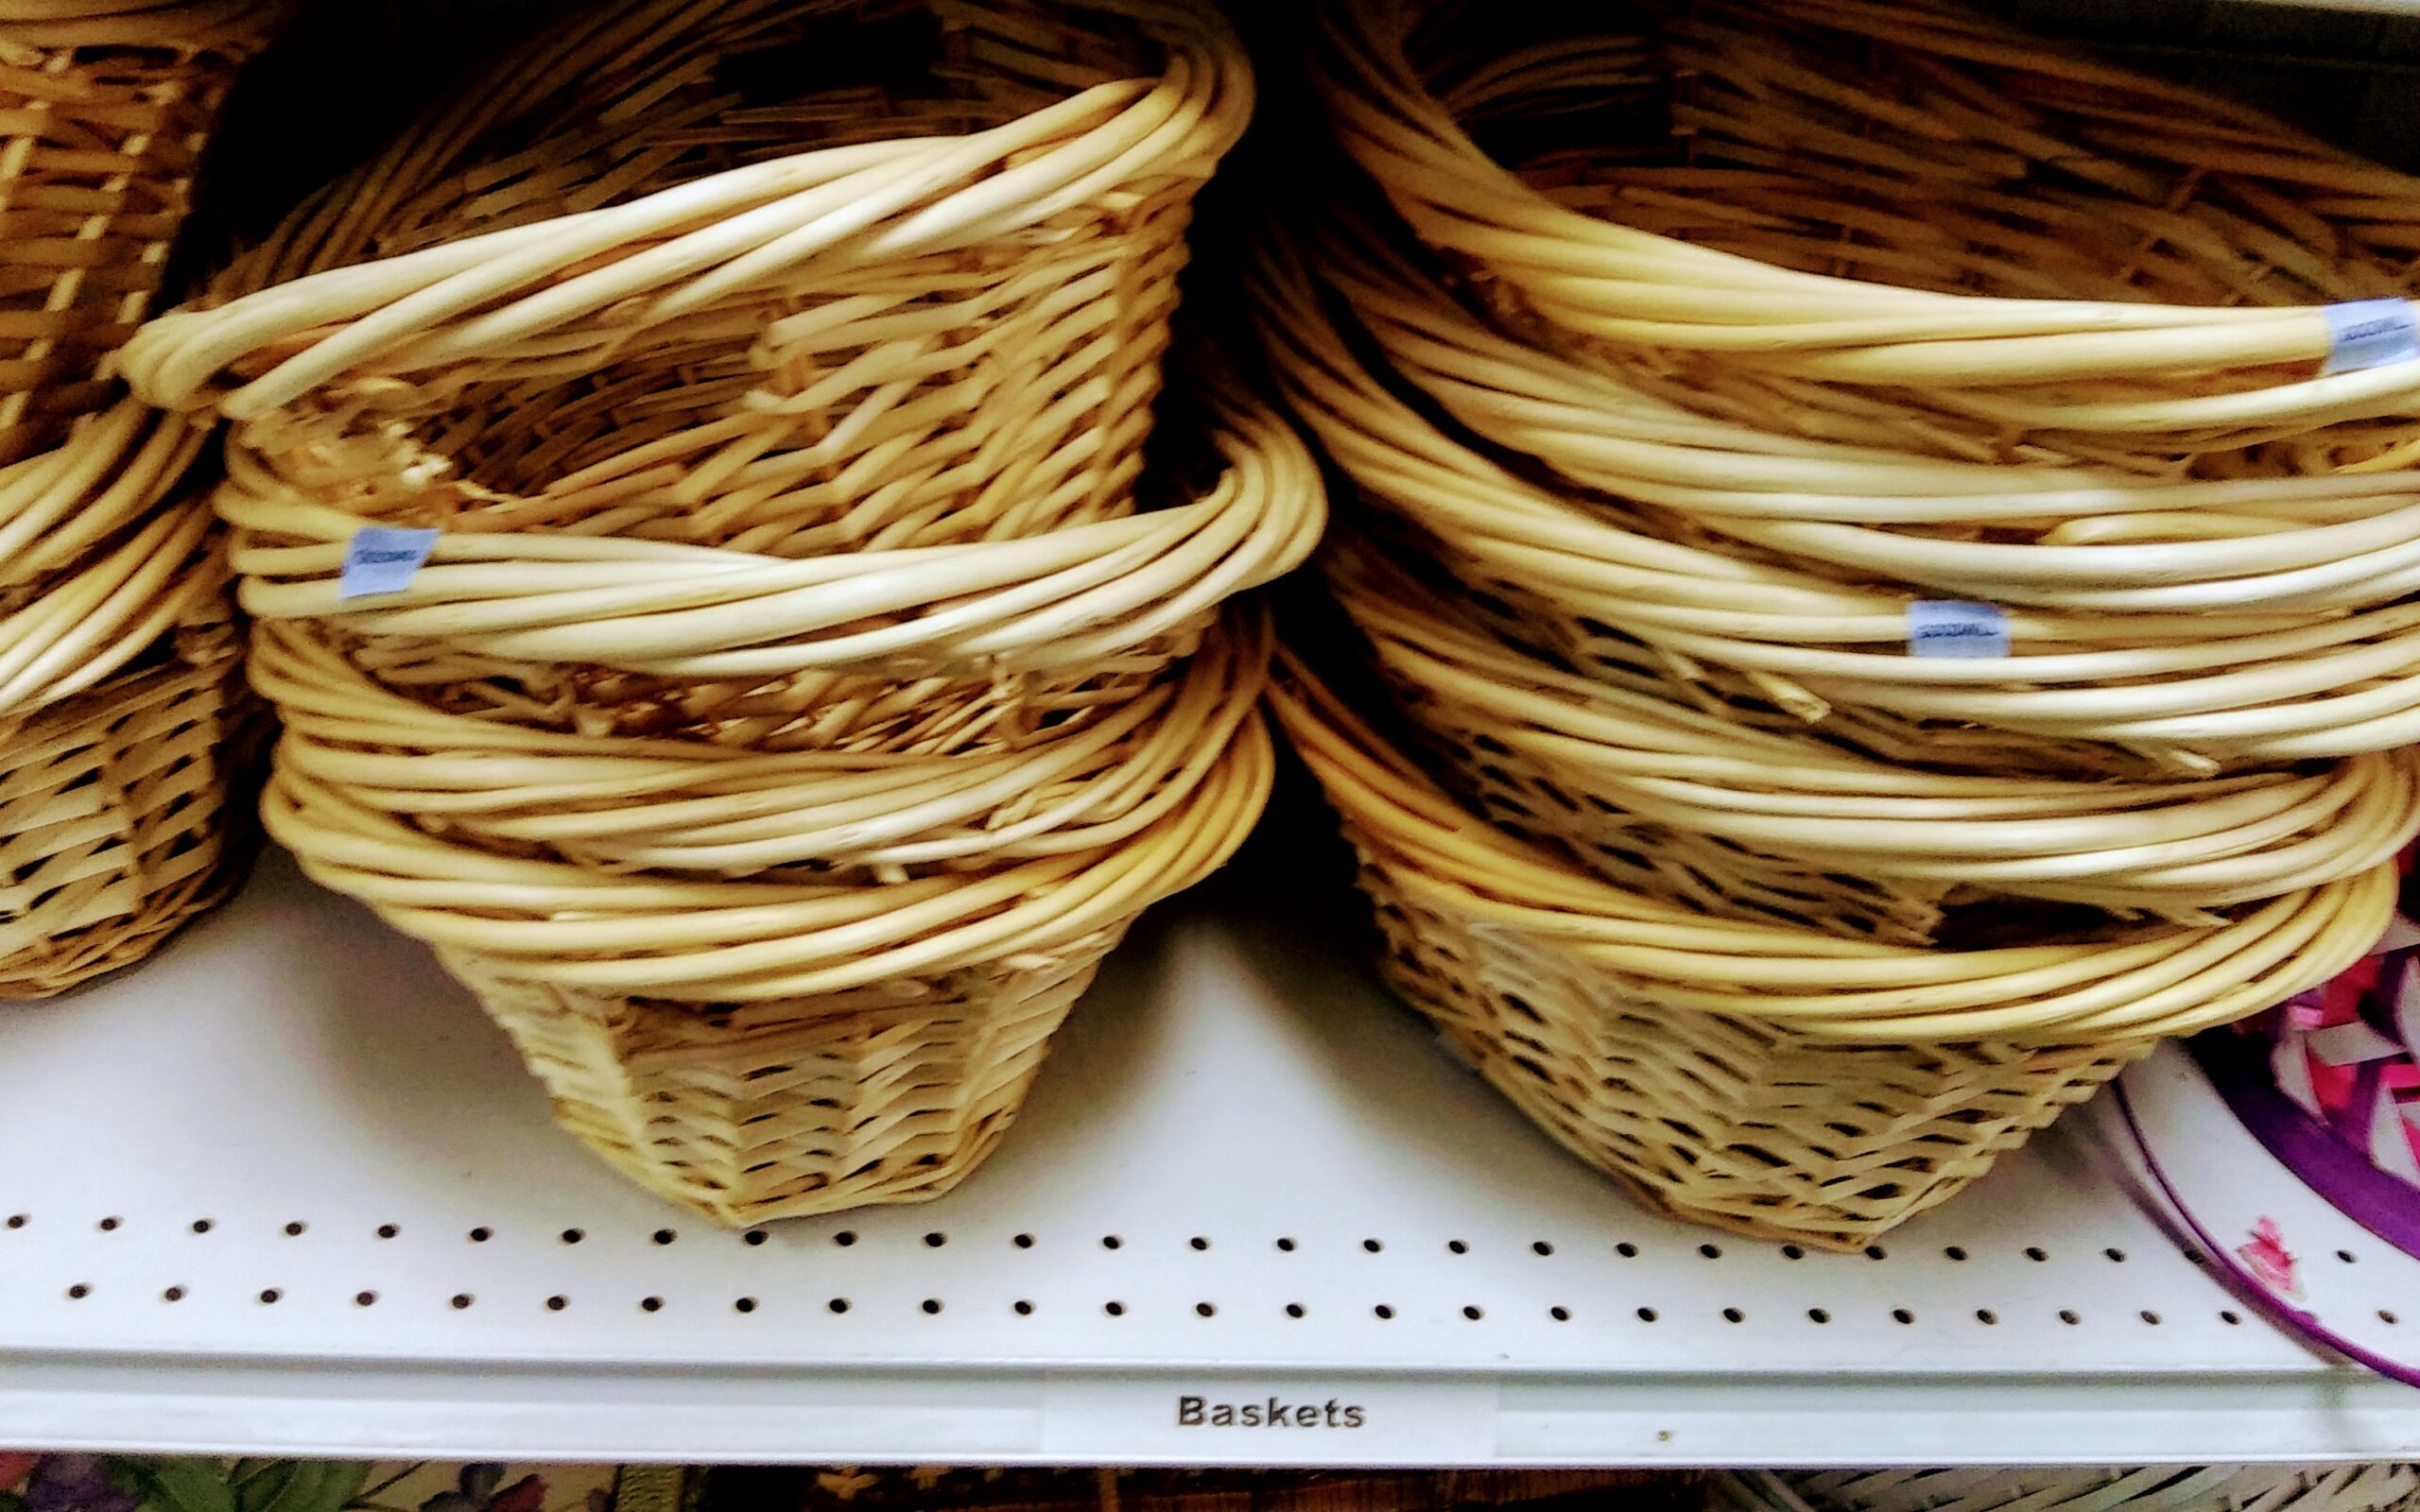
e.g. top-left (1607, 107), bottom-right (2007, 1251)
top-left (1269, 652), bottom-right (2395, 1246)
top-left (1247, 225), bottom-right (2420, 773)
top-left (1720, 1466), bottom-right (2420, 1512)
top-left (1317, 0), bottom-right (2420, 465)
top-left (1324, 539), bottom-right (2420, 946)
top-left (264, 647), bottom-right (1273, 1224)
top-left (0, 0), bottom-right (278, 997)
top-left (116, 0), bottom-right (1256, 742)
top-left (0, 589), bottom-right (252, 999)
top-left (0, 0), bottom-right (278, 464)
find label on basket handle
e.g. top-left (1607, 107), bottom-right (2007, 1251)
top-left (1907, 600), bottom-right (2008, 660)
top-left (2322, 300), bottom-right (2420, 376)
top-left (338, 525), bottom-right (441, 599)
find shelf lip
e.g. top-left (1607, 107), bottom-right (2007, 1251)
top-left (7, 1356), bottom-right (2418, 1467)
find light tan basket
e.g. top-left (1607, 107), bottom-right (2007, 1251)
top-left (1248, 227), bottom-right (2420, 772)
top-left (1317, 0), bottom-right (2420, 463)
top-left (117, 0), bottom-right (1258, 743)
top-left (1269, 653), bottom-right (2394, 1246)
top-left (1325, 539), bottom-right (2420, 946)
top-left (0, 588), bottom-right (251, 999)
top-left (265, 654), bottom-right (1274, 1224)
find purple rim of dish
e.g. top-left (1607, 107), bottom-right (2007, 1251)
top-left (2188, 1031), bottom-right (2420, 1264)
top-left (2114, 1080), bottom-right (2420, 1390)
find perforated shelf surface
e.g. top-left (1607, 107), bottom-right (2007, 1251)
top-left (3, 843), bottom-right (2418, 1466)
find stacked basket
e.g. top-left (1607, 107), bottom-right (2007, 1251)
top-left (0, 0), bottom-right (278, 1000)
top-left (119, 0), bottom-right (1320, 1224)
top-left (1252, 0), bottom-right (2420, 1246)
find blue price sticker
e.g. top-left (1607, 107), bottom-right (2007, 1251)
top-left (2322, 300), bottom-right (2420, 377)
top-left (1908, 600), bottom-right (2009, 660)
top-left (338, 525), bottom-right (440, 600)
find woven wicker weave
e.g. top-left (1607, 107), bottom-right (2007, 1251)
top-left (1317, 0), bottom-right (2420, 463)
top-left (0, 0), bottom-right (276, 998)
top-left (1269, 653), bottom-right (2394, 1245)
top-left (1325, 539), bottom-right (2420, 946)
top-left (1248, 224), bottom-right (2420, 772)
top-left (117, 0), bottom-right (1257, 743)
top-left (266, 653), bottom-right (1273, 1223)
top-left (0, 592), bottom-right (251, 999)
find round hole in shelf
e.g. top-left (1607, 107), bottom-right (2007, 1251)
top-left (191, 1219), bottom-right (213, 1235)
top-left (2221, 1310), bottom-right (2242, 1325)
top-left (1698, 1243), bottom-right (1722, 1260)
top-left (921, 1298), bottom-right (942, 1315)
top-left (743, 1230), bottom-right (767, 1247)
top-left (1373, 1305), bottom-right (1394, 1320)
top-left (1864, 1245), bottom-right (1888, 1261)
top-left (2103, 1247), bottom-right (2126, 1263)
top-left (1013, 1300), bottom-right (1034, 1315)
top-left (923, 1232), bottom-right (946, 1248)
top-left (66, 1283), bottom-right (89, 1299)
top-left (1781, 1245), bottom-right (1805, 1261)
top-left (546, 1297), bottom-right (567, 1312)
top-left (356, 1292), bottom-right (378, 1308)
top-left (1275, 1237), bottom-right (1296, 1252)
top-left (2337, 1248), bottom-right (2359, 1264)
top-left (1286, 1303), bottom-right (1305, 1319)
top-left (1105, 1301), bottom-right (1126, 1317)
top-left (1808, 1308), bottom-right (1829, 1324)
top-left (283, 1221), bottom-right (304, 1237)
top-left (1362, 1238), bottom-right (1383, 1253)
top-left (2059, 1310), bottom-right (2082, 1325)
top-left (828, 1298), bottom-right (850, 1314)
top-left (1891, 1308), bottom-right (1914, 1325)
top-left (468, 1227), bottom-right (492, 1244)
top-left (163, 1286), bottom-right (184, 1303)
top-left (562, 1228), bottom-right (585, 1245)
top-left (2139, 1310), bottom-right (2162, 1325)
top-left (652, 1228), bottom-right (677, 1246)
top-left (835, 1231), bottom-right (857, 1247)
top-left (1635, 1307), bottom-right (1658, 1322)
top-left (1012, 1233), bottom-right (1033, 1249)
top-left (5, 1215), bottom-right (24, 1229)
top-left (735, 1297), bottom-right (757, 1314)
top-left (1615, 1242), bottom-right (1638, 1259)
top-left (98, 1217), bottom-right (120, 1232)
top-left (1463, 1305), bottom-right (1484, 1320)
top-left (1976, 1309), bottom-right (1998, 1325)
top-left (375, 1224), bottom-right (398, 1239)
top-left (641, 1297), bottom-right (665, 1314)
top-left (2025, 1246), bottom-right (2048, 1262)
top-left (451, 1294), bottom-right (474, 1310)
top-left (1721, 1307), bottom-right (1744, 1323)
top-left (258, 1289), bottom-right (281, 1305)
top-left (2381, 1310), bottom-right (2401, 1326)
top-left (1945, 1246), bottom-right (1967, 1262)
top-left (1101, 1235), bottom-right (1122, 1250)
top-left (1190, 1237), bottom-right (1210, 1251)
top-left (1447, 1240), bottom-right (1468, 1255)
top-left (1196, 1302), bottom-right (1215, 1317)
top-left (1532, 1241), bottom-right (1554, 1257)
top-left (1549, 1306), bottom-right (1570, 1322)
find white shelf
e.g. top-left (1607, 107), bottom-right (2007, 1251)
top-left (4, 831), bottom-right (2419, 1467)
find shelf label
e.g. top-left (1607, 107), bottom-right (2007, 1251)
top-left (1042, 1376), bottom-right (1498, 1460)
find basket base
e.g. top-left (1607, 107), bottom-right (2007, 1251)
top-left (1361, 868), bottom-right (2148, 1250)
top-left (0, 654), bottom-right (259, 1003)
top-left (442, 932), bottom-right (1126, 1226)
